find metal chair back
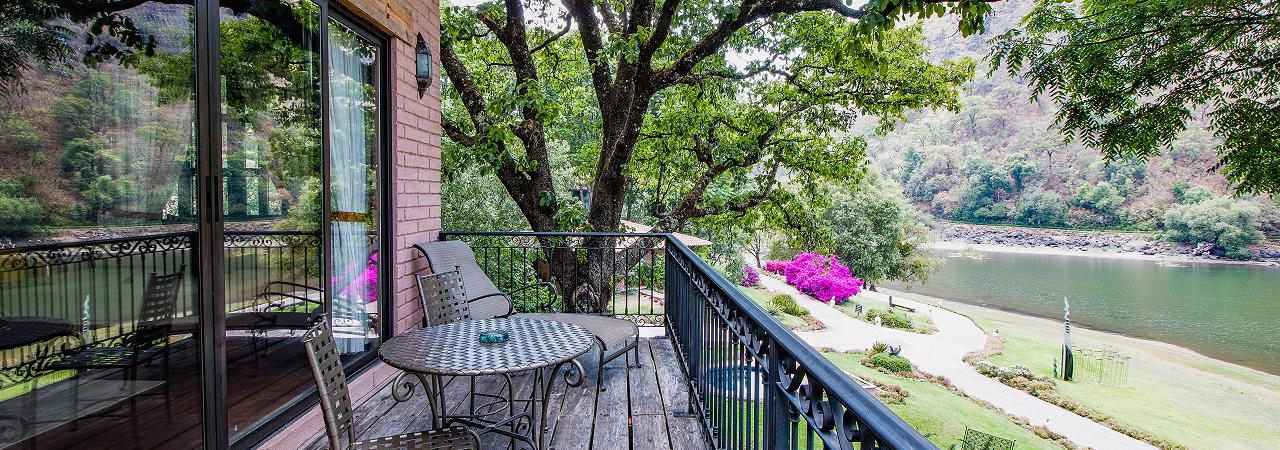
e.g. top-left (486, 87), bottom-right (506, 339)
top-left (413, 241), bottom-right (511, 319)
top-left (125, 268), bottom-right (184, 349)
top-left (416, 269), bottom-right (471, 326)
top-left (302, 318), bottom-right (355, 450)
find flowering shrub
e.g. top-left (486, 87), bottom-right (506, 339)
top-left (764, 252), bottom-right (862, 303)
top-left (741, 265), bottom-right (760, 287)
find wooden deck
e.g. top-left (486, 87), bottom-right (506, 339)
top-left (304, 337), bottom-right (709, 450)
top-left (5, 333), bottom-right (328, 450)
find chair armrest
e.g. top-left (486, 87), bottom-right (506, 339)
top-left (508, 281), bottom-right (559, 313)
top-left (469, 292), bottom-right (516, 317)
top-left (255, 291), bottom-right (323, 308)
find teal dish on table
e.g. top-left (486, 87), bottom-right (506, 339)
top-left (478, 329), bottom-right (509, 344)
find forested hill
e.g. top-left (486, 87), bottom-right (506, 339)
top-left (861, 0), bottom-right (1279, 244)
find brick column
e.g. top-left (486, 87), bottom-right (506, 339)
top-left (387, 0), bottom-right (442, 336)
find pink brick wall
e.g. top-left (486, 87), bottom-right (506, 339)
top-left (387, 0), bottom-right (442, 336)
top-left (260, 0), bottom-right (440, 446)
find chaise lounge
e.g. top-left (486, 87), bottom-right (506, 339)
top-left (413, 241), bottom-right (640, 374)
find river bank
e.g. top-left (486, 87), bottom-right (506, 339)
top-left (931, 221), bottom-right (1280, 265)
top-left (882, 287), bottom-right (1280, 449)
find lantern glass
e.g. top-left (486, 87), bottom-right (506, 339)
top-left (415, 33), bottom-right (432, 97)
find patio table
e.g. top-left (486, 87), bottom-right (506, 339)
top-left (378, 317), bottom-right (593, 450)
top-left (0, 317), bottom-right (77, 352)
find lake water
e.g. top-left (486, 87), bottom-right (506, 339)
top-left (886, 250), bottom-right (1280, 375)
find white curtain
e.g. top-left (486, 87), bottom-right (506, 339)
top-left (328, 22), bottom-right (377, 354)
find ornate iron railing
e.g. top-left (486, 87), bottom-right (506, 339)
top-left (0, 230), bottom-right (320, 389)
top-left (439, 231), bottom-right (667, 327)
top-left (441, 230), bottom-right (936, 450)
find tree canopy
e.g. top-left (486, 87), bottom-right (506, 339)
top-left (440, 0), bottom-right (993, 239)
top-left (824, 170), bottom-right (939, 288)
top-left (990, 0), bottom-right (1280, 195)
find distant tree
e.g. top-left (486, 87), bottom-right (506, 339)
top-left (442, 165), bottom-right (532, 233)
top-left (0, 176), bottom-right (47, 238)
top-left (0, 195), bottom-right (43, 238)
top-left (1163, 197), bottom-right (1263, 259)
top-left (991, 0), bottom-right (1280, 195)
top-left (952, 157), bottom-right (1012, 221)
top-left (826, 172), bottom-right (940, 288)
top-left (1014, 189), bottom-right (1067, 226)
top-left (1071, 182), bottom-right (1123, 216)
top-left (0, 116), bottom-right (45, 152)
top-left (1170, 181), bottom-right (1213, 205)
top-left (1002, 151), bottom-right (1039, 193)
top-left (59, 135), bottom-right (131, 219)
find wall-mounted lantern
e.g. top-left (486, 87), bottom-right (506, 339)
top-left (415, 33), bottom-right (433, 98)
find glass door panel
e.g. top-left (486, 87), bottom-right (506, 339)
top-left (327, 19), bottom-right (382, 356)
top-left (217, 0), bottom-right (324, 440)
top-left (0, 1), bottom-right (201, 448)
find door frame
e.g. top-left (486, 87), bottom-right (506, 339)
top-left (193, 1), bottom-right (393, 448)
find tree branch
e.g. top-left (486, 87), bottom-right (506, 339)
top-left (442, 119), bottom-right (475, 147)
top-left (563, 0), bottom-right (614, 102)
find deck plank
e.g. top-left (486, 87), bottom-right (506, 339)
top-left (547, 354), bottom-right (599, 450)
top-left (335, 337), bottom-right (713, 450)
top-left (650, 337), bottom-right (708, 450)
top-left (588, 358), bottom-right (630, 449)
top-left (628, 339), bottom-right (663, 416)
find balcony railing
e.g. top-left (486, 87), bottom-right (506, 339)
top-left (441, 231), bottom-right (936, 450)
top-left (0, 230), bottom-right (320, 389)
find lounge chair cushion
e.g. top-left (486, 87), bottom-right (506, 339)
top-left (513, 313), bottom-right (637, 352)
top-left (416, 240), bottom-right (513, 319)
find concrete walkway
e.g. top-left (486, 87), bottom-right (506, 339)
top-left (752, 269), bottom-right (1154, 450)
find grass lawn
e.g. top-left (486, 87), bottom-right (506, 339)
top-left (932, 299), bottom-right (1280, 449)
top-left (608, 287), bottom-right (664, 315)
top-left (823, 352), bottom-right (1061, 450)
top-left (837, 292), bottom-right (934, 334)
top-left (0, 370), bottom-right (76, 403)
top-left (738, 286), bottom-right (823, 331)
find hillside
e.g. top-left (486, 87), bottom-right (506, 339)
top-left (860, 0), bottom-right (1279, 246)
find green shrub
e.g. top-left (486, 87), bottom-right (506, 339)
top-left (870, 341), bottom-right (889, 354)
top-left (0, 118), bottom-right (45, 152)
top-left (866, 308), bottom-right (913, 330)
top-left (769, 294), bottom-right (808, 317)
top-left (868, 352), bottom-right (913, 373)
top-left (1162, 197), bottom-right (1263, 259)
top-left (0, 195), bottom-right (44, 237)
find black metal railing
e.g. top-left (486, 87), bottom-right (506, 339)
top-left (440, 231), bottom-right (668, 327)
top-left (441, 230), bottom-right (936, 450)
top-left (0, 230), bottom-right (320, 389)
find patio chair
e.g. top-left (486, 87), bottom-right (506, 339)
top-left (413, 241), bottom-right (640, 375)
top-left (302, 318), bottom-right (479, 450)
top-left (415, 270), bottom-right (472, 327)
top-left (48, 268), bottom-right (184, 412)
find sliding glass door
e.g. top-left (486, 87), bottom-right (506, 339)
top-left (0, 1), bottom-right (205, 448)
top-left (0, 0), bottom-right (387, 447)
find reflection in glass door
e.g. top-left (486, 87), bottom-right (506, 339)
top-left (218, 0), bottom-right (326, 441)
top-left (327, 18), bottom-right (382, 354)
top-left (0, 1), bottom-right (202, 448)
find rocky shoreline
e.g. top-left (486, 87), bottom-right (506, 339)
top-left (932, 221), bottom-right (1280, 263)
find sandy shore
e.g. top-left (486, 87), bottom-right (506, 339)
top-left (927, 240), bottom-right (1280, 268)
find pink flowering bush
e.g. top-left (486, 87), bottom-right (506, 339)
top-left (741, 265), bottom-right (760, 287)
top-left (764, 252), bottom-right (862, 303)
